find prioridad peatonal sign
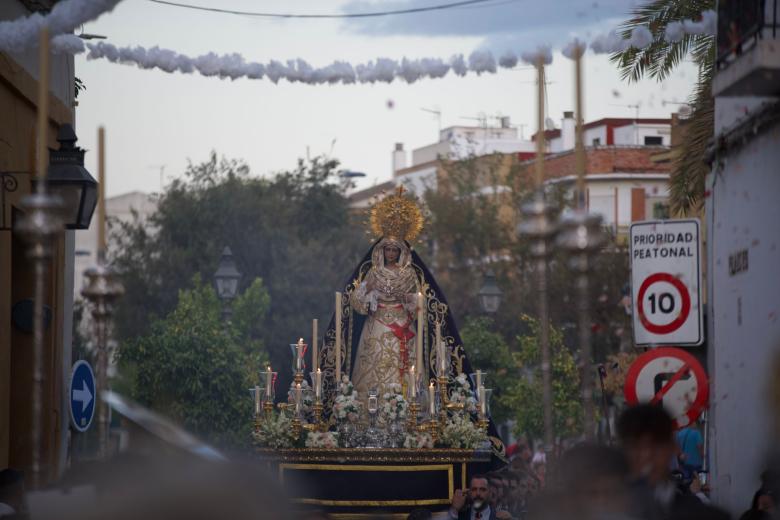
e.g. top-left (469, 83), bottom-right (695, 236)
top-left (629, 219), bottom-right (703, 346)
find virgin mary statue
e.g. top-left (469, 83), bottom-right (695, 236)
top-left (321, 188), bottom-right (497, 421)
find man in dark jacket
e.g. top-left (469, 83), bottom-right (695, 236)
top-left (448, 475), bottom-right (497, 520)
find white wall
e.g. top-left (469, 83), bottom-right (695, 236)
top-left (613, 124), bottom-right (671, 146)
top-left (707, 120), bottom-right (780, 514)
top-left (584, 178), bottom-right (670, 232)
top-left (585, 126), bottom-right (607, 146)
top-left (411, 126), bottom-right (533, 166)
top-left (397, 165), bottom-right (437, 198)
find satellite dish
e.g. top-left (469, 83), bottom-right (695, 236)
top-left (544, 117), bottom-right (556, 131)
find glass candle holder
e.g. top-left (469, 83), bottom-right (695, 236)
top-left (261, 369), bottom-right (277, 403)
top-left (310, 369), bottom-right (323, 400)
top-left (469, 371), bottom-right (488, 397)
top-left (289, 342), bottom-right (307, 375)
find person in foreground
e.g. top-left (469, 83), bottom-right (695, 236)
top-left (447, 475), bottom-right (497, 520)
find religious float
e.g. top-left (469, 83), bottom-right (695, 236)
top-left (251, 188), bottom-right (505, 518)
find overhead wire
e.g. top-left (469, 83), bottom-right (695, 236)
top-left (147, 0), bottom-right (506, 18)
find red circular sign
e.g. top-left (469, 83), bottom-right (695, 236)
top-left (624, 347), bottom-right (709, 429)
top-left (636, 273), bottom-right (691, 335)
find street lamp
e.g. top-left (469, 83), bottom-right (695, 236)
top-left (213, 246), bottom-right (241, 322)
top-left (338, 170), bottom-right (367, 191)
top-left (37, 124), bottom-right (98, 229)
top-left (477, 269), bottom-right (503, 314)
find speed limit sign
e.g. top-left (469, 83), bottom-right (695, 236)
top-left (630, 219), bottom-right (703, 346)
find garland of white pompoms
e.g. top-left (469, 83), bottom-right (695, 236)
top-left (0, 0), bottom-right (120, 53)
top-left (0, 0), bottom-right (716, 84)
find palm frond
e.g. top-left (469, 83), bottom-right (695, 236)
top-left (669, 70), bottom-right (713, 216)
top-left (610, 0), bottom-right (715, 83)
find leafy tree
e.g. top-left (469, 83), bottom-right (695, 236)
top-left (459, 316), bottom-right (515, 423)
top-left (611, 0), bottom-right (715, 215)
top-left (119, 275), bottom-right (270, 447)
top-left (500, 315), bottom-right (583, 440)
top-left (111, 153), bottom-right (365, 394)
top-left (421, 153), bottom-right (630, 363)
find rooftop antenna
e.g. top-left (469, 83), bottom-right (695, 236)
top-left (147, 164), bottom-right (166, 192)
top-left (610, 102), bottom-right (642, 144)
top-left (420, 107), bottom-right (442, 136)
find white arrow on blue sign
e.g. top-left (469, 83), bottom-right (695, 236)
top-left (69, 360), bottom-right (96, 432)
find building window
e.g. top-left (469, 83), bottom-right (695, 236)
top-left (644, 135), bottom-right (663, 146)
top-left (653, 202), bottom-right (670, 219)
top-left (592, 138), bottom-right (601, 146)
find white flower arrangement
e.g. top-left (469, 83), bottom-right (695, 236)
top-left (403, 431), bottom-right (434, 449)
top-left (252, 411), bottom-right (298, 449)
top-left (380, 383), bottom-right (408, 422)
top-left (304, 431), bottom-right (339, 449)
top-left (333, 375), bottom-right (360, 422)
top-left (439, 413), bottom-right (487, 450)
top-left (449, 373), bottom-right (478, 414)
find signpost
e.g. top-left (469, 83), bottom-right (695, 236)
top-left (69, 360), bottom-right (96, 432)
top-left (629, 219), bottom-right (703, 346)
top-left (624, 347), bottom-right (709, 429)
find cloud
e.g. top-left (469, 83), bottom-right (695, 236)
top-left (340, 0), bottom-right (639, 50)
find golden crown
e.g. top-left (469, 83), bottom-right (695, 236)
top-left (369, 185), bottom-right (424, 242)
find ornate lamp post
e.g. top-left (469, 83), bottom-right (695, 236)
top-left (557, 43), bottom-right (607, 441)
top-left (213, 246), bottom-right (241, 323)
top-left (81, 127), bottom-right (124, 460)
top-left (477, 269), bottom-right (503, 314)
top-left (13, 28), bottom-right (65, 488)
top-left (518, 56), bottom-right (558, 466)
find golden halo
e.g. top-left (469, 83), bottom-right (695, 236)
top-left (369, 186), bottom-right (424, 242)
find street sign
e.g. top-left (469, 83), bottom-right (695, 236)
top-left (629, 219), bottom-right (703, 346)
top-left (624, 347), bottom-right (709, 429)
top-left (69, 360), bottom-right (96, 432)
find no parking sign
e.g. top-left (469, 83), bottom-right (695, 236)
top-left (624, 347), bottom-right (709, 429)
top-left (630, 219), bottom-right (703, 346)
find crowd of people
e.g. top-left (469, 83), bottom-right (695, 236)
top-left (406, 404), bottom-right (777, 520)
top-left (1, 404), bottom-right (776, 519)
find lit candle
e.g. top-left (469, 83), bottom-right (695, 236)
top-left (312, 319), bottom-right (319, 371)
top-left (428, 382), bottom-right (436, 416)
top-left (479, 384), bottom-right (486, 417)
top-left (435, 321), bottom-right (444, 376)
top-left (409, 365), bottom-right (416, 398)
top-left (416, 292), bottom-right (424, 378)
top-left (265, 366), bottom-right (272, 399)
top-left (296, 338), bottom-right (304, 372)
top-left (315, 368), bottom-right (322, 399)
top-left (295, 383), bottom-right (302, 414)
top-left (335, 292), bottom-right (342, 381)
top-left (254, 385), bottom-right (261, 415)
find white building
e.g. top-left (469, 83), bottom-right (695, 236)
top-left (74, 191), bottom-right (158, 299)
top-left (392, 118), bottom-right (534, 196)
top-left (543, 112), bottom-right (672, 152)
top-left (706, 1), bottom-right (780, 513)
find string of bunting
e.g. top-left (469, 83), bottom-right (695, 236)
top-left (0, 0), bottom-right (716, 83)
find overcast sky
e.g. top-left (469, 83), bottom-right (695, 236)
top-left (74, 0), bottom-right (698, 197)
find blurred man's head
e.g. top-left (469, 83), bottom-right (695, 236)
top-left (557, 443), bottom-right (631, 516)
top-left (470, 475), bottom-right (491, 511)
top-left (617, 404), bottom-right (676, 485)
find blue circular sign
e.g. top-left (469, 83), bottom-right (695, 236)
top-left (70, 360), bottom-right (96, 432)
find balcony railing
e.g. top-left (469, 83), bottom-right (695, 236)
top-left (717, 0), bottom-right (778, 70)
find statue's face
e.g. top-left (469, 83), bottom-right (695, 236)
top-left (383, 245), bottom-right (400, 263)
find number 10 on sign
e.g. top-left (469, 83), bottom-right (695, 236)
top-left (630, 220), bottom-right (703, 346)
